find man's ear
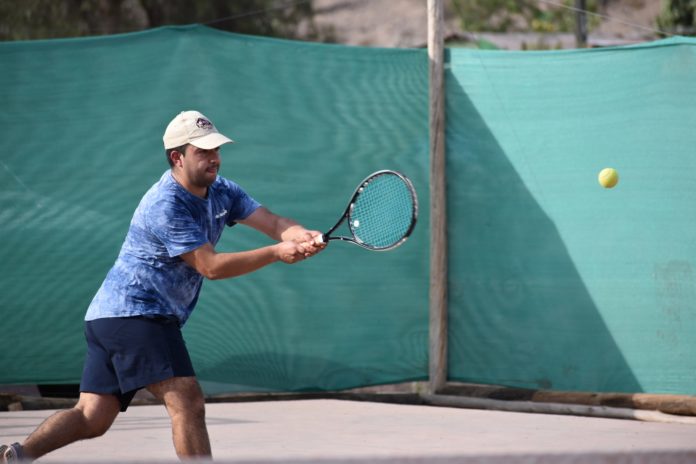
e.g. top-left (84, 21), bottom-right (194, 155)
top-left (170, 150), bottom-right (185, 167)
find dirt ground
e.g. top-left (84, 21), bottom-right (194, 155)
top-left (311, 0), bottom-right (664, 49)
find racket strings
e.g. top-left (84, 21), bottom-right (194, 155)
top-left (349, 173), bottom-right (415, 248)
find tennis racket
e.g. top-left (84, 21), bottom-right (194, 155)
top-left (315, 170), bottom-right (418, 251)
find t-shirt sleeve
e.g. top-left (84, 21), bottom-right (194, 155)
top-left (147, 199), bottom-right (208, 257)
top-left (226, 182), bottom-right (261, 226)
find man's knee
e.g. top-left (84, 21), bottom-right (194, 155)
top-left (172, 387), bottom-right (206, 422)
top-left (184, 389), bottom-right (206, 415)
top-left (148, 376), bottom-right (206, 419)
top-left (82, 414), bottom-right (113, 439)
top-left (75, 393), bottom-right (120, 438)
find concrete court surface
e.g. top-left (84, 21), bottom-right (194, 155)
top-left (1, 399), bottom-right (695, 463)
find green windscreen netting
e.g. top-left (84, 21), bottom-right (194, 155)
top-left (446, 37), bottom-right (696, 395)
top-left (2, 26), bottom-right (696, 396)
top-left (0, 25), bottom-right (430, 393)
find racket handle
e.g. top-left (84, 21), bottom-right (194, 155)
top-left (315, 234), bottom-right (326, 245)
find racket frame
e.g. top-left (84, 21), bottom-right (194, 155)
top-left (319, 169), bottom-right (418, 251)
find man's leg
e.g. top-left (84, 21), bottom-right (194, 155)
top-left (20, 392), bottom-right (121, 460)
top-left (147, 376), bottom-right (211, 459)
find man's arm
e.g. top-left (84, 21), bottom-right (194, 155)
top-left (179, 207), bottom-right (325, 280)
top-left (239, 206), bottom-right (323, 244)
top-left (180, 241), bottom-right (308, 280)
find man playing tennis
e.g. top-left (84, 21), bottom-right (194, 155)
top-left (0, 110), bottom-right (325, 462)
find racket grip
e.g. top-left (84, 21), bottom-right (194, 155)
top-left (315, 234), bottom-right (326, 245)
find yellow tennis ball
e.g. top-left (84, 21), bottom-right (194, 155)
top-left (598, 168), bottom-right (619, 189)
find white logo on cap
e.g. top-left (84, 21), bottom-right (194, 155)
top-left (196, 118), bottom-right (213, 130)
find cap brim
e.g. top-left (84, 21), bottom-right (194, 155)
top-left (189, 132), bottom-right (234, 150)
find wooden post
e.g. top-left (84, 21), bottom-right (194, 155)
top-left (575, 0), bottom-right (588, 48)
top-left (427, 0), bottom-right (447, 394)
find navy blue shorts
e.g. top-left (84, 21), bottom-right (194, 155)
top-left (80, 316), bottom-right (195, 412)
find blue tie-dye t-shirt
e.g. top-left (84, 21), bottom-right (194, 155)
top-left (85, 171), bottom-right (260, 326)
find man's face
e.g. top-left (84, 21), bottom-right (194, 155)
top-left (176, 144), bottom-right (221, 190)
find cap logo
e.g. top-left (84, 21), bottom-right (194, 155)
top-left (196, 118), bottom-right (213, 130)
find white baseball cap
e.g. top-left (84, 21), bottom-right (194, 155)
top-left (163, 110), bottom-right (234, 150)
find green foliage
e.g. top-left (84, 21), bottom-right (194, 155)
top-left (656, 0), bottom-right (696, 35)
top-left (0, 0), bottom-right (320, 41)
top-left (450, 0), bottom-right (600, 33)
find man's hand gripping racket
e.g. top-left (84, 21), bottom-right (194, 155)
top-left (315, 170), bottom-right (418, 251)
